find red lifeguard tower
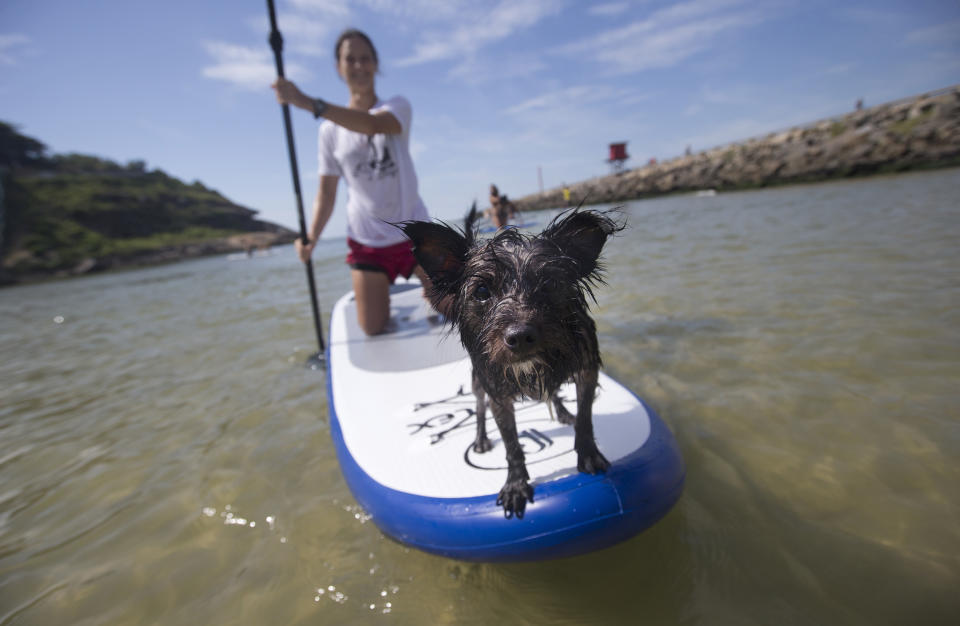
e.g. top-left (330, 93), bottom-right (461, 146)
top-left (607, 141), bottom-right (629, 173)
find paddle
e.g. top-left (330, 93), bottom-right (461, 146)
top-left (266, 0), bottom-right (325, 369)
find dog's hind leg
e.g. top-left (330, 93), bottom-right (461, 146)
top-left (490, 396), bottom-right (534, 518)
top-left (549, 392), bottom-right (576, 425)
top-left (573, 369), bottom-right (610, 474)
top-left (471, 371), bottom-right (493, 453)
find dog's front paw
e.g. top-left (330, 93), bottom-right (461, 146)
top-left (496, 479), bottom-right (534, 519)
top-left (472, 434), bottom-right (494, 453)
top-left (576, 446), bottom-right (610, 475)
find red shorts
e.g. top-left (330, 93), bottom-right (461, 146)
top-left (346, 238), bottom-right (418, 284)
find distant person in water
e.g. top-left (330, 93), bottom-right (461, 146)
top-left (272, 28), bottom-right (434, 336)
top-left (485, 184), bottom-right (519, 229)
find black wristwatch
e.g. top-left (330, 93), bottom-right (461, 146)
top-left (312, 98), bottom-right (328, 119)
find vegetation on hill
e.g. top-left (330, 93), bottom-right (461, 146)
top-left (0, 121), bottom-right (294, 283)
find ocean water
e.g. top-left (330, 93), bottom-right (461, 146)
top-left (1, 168), bottom-right (958, 625)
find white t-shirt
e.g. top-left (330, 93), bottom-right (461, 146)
top-left (317, 95), bottom-right (429, 247)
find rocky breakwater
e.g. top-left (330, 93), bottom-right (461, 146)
top-left (515, 85), bottom-right (960, 211)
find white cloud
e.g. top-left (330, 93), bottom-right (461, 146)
top-left (618, 91), bottom-right (653, 106)
top-left (588, 3), bottom-right (630, 18)
top-left (554, 0), bottom-right (761, 75)
top-left (822, 62), bottom-right (855, 76)
top-left (447, 52), bottom-right (546, 85)
top-left (395, 0), bottom-right (564, 66)
top-left (359, 0), bottom-right (472, 21)
top-left (201, 41), bottom-right (311, 90)
top-left (276, 14), bottom-right (338, 56)
top-left (502, 82), bottom-right (651, 118)
top-left (904, 19), bottom-right (960, 47)
top-left (288, 0), bottom-right (351, 16)
top-left (0, 34), bottom-right (30, 66)
top-left (504, 85), bottom-right (595, 115)
top-left (292, 0), bottom-right (468, 21)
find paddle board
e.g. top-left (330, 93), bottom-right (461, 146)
top-left (325, 281), bottom-right (684, 562)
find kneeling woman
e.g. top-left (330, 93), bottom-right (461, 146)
top-left (273, 28), bottom-right (432, 335)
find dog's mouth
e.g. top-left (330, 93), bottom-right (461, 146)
top-left (503, 358), bottom-right (553, 401)
top-left (507, 358), bottom-right (541, 376)
top-left (506, 357), bottom-right (551, 384)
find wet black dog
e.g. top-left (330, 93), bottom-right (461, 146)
top-left (400, 207), bottom-right (622, 518)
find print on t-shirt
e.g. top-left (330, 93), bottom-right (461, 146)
top-left (353, 136), bottom-right (398, 182)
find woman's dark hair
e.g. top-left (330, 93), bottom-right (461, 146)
top-left (334, 28), bottom-right (379, 67)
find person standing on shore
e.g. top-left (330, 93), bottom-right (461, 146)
top-left (272, 28), bottom-right (432, 336)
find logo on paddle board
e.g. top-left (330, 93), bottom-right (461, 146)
top-left (406, 385), bottom-right (576, 470)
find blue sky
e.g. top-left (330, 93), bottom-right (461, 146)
top-left (2, 0), bottom-right (959, 238)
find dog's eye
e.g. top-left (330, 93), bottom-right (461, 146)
top-left (541, 277), bottom-right (566, 296)
top-left (473, 283), bottom-right (491, 301)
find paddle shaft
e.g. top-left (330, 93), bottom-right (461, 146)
top-left (266, 0), bottom-right (325, 355)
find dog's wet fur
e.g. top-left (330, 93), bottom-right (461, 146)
top-left (400, 205), bottom-right (623, 518)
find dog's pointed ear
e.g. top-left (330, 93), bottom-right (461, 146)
top-left (399, 220), bottom-right (468, 294)
top-left (542, 209), bottom-right (623, 279)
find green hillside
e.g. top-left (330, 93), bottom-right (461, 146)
top-left (1, 121), bottom-right (295, 283)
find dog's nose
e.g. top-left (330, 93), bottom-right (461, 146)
top-left (504, 323), bottom-right (539, 354)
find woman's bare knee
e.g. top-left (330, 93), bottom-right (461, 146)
top-left (352, 269), bottom-right (390, 336)
top-left (358, 309), bottom-right (388, 335)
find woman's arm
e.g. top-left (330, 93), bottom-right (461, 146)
top-left (272, 78), bottom-right (400, 135)
top-left (296, 175), bottom-right (339, 262)
top-left (322, 104), bottom-right (401, 136)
